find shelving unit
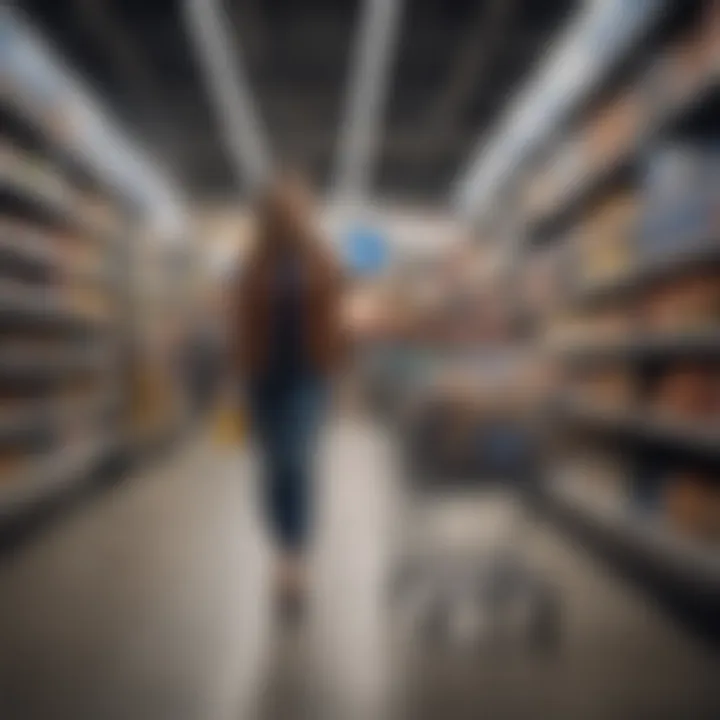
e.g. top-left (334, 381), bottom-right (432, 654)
top-left (0, 10), bottom-right (195, 524)
top-left (556, 399), bottom-right (720, 461)
top-left (509, 1), bottom-right (720, 612)
top-left (0, 108), bottom-right (124, 518)
top-left (554, 330), bottom-right (720, 365)
top-left (0, 434), bottom-right (116, 521)
top-left (546, 473), bottom-right (720, 593)
top-left (0, 13), bottom-right (179, 524)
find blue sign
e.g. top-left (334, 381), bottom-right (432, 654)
top-left (343, 224), bottom-right (389, 276)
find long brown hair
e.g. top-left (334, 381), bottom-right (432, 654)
top-left (252, 172), bottom-right (319, 261)
top-left (231, 173), bottom-right (345, 374)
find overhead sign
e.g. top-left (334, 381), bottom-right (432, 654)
top-left (343, 223), bottom-right (390, 277)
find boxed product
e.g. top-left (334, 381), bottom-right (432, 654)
top-left (523, 246), bottom-right (565, 314)
top-left (576, 369), bottom-right (636, 410)
top-left (658, 2), bottom-right (720, 111)
top-left (577, 193), bottom-right (638, 286)
top-left (652, 362), bottom-right (720, 421)
top-left (545, 306), bottom-right (634, 349)
top-left (0, 450), bottom-right (28, 479)
top-left (585, 89), bottom-right (643, 169)
top-left (665, 472), bottom-right (720, 542)
top-left (0, 221), bottom-right (57, 270)
top-left (527, 137), bottom-right (586, 220)
top-left (637, 143), bottom-right (720, 258)
top-left (640, 271), bottom-right (720, 332)
top-left (590, 309), bottom-right (634, 344)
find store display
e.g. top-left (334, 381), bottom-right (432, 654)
top-left (510, 5), bottom-right (720, 586)
top-left (0, 23), bottom-right (188, 519)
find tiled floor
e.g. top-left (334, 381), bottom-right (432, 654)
top-left (0, 418), bottom-right (717, 719)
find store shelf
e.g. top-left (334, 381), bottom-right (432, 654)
top-left (0, 9), bottom-right (187, 532)
top-left (0, 280), bottom-right (109, 330)
top-left (528, 71), bottom-right (720, 247)
top-left (0, 392), bottom-right (118, 444)
top-left (0, 436), bottom-right (113, 520)
top-left (0, 344), bottom-right (111, 380)
top-left (0, 156), bottom-right (113, 245)
top-left (0, 230), bottom-right (115, 290)
top-left (558, 399), bottom-right (720, 460)
top-left (0, 230), bottom-right (54, 275)
top-left (571, 232), bottom-right (720, 310)
top-left (556, 330), bottom-right (720, 364)
top-left (0, 401), bottom-right (50, 446)
top-left (530, 148), bottom-right (637, 244)
top-left (546, 476), bottom-right (720, 592)
top-left (0, 161), bottom-right (73, 222)
top-left (662, 70), bottom-right (720, 137)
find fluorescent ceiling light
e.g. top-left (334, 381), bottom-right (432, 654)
top-left (333, 0), bottom-right (404, 205)
top-left (1, 7), bottom-right (185, 230)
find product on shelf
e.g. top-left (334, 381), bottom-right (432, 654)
top-left (0, 144), bottom-right (74, 208)
top-left (651, 362), bottom-right (720, 422)
top-left (638, 143), bottom-right (720, 258)
top-left (523, 246), bottom-right (567, 316)
top-left (576, 191), bottom-right (638, 287)
top-left (664, 471), bottom-right (720, 542)
top-left (658, 2), bottom-right (720, 112)
top-left (575, 368), bottom-right (636, 410)
top-left (641, 271), bottom-right (720, 332)
top-left (590, 309), bottom-right (634, 344)
top-left (584, 88), bottom-right (643, 169)
top-left (526, 137), bottom-right (586, 220)
top-left (546, 306), bottom-right (635, 350)
top-left (0, 450), bottom-right (29, 480)
top-left (65, 286), bottom-right (112, 320)
top-left (0, 219), bottom-right (58, 268)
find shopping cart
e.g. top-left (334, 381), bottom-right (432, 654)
top-left (359, 341), bottom-right (434, 424)
top-left (392, 390), bottom-right (561, 651)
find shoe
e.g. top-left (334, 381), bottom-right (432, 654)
top-left (275, 553), bottom-right (307, 625)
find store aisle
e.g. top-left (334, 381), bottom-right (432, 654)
top-left (0, 418), bottom-right (718, 720)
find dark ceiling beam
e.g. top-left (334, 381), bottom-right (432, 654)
top-left (425, 0), bottom-right (518, 131)
top-left (229, 0), bottom-right (267, 64)
top-left (269, 128), bottom-right (475, 163)
top-left (68, 0), bottom-right (193, 184)
top-left (71, 0), bottom-right (165, 113)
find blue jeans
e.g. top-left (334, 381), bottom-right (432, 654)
top-left (248, 374), bottom-right (327, 551)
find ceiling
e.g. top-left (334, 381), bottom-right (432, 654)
top-left (18, 0), bottom-right (578, 203)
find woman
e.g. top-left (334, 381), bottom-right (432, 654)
top-left (232, 173), bottom-right (344, 613)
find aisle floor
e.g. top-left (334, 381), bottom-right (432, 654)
top-left (0, 418), bottom-right (717, 720)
